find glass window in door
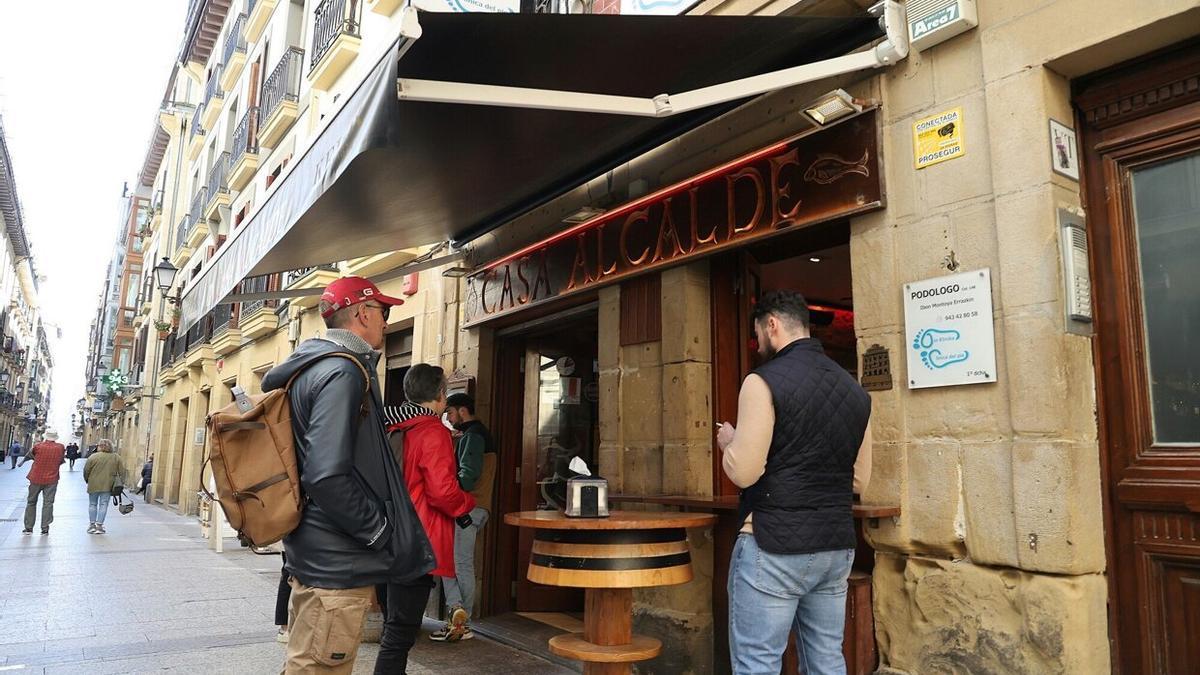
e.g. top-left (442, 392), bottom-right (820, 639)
top-left (1130, 150), bottom-right (1200, 444)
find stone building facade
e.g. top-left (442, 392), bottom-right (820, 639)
top-left (95, 0), bottom-right (1200, 673)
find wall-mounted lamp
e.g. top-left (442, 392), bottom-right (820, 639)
top-left (802, 89), bottom-right (863, 126)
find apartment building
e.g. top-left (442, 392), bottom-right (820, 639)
top-left (102, 0), bottom-right (1200, 672)
top-left (0, 116), bottom-right (53, 451)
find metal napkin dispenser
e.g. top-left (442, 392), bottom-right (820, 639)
top-left (565, 476), bottom-right (609, 518)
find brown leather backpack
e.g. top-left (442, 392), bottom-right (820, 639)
top-left (202, 353), bottom-right (370, 547)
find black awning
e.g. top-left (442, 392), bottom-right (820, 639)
top-left (181, 10), bottom-right (882, 326)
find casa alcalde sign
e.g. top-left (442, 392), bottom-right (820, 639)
top-left (463, 109), bottom-right (883, 326)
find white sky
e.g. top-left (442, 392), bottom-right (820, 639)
top-left (0, 1), bottom-right (188, 437)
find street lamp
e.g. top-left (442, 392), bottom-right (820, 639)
top-left (142, 256), bottom-right (181, 495)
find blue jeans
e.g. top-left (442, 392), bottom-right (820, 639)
top-left (443, 507), bottom-right (489, 619)
top-left (728, 533), bottom-right (854, 675)
top-left (88, 492), bottom-right (110, 525)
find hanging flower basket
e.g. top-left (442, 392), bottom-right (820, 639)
top-left (154, 320), bottom-right (172, 340)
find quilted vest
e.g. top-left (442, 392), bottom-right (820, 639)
top-left (739, 338), bottom-right (871, 554)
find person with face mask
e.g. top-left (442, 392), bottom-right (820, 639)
top-left (427, 392), bottom-right (496, 642)
top-left (716, 290), bottom-right (873, 675)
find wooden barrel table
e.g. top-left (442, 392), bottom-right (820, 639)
top-left (504, 510), bottom-right (717, 675)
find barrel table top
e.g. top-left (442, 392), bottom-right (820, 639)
top-left (503, 510), bottom-right (717, 530)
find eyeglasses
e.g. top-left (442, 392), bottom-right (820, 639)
top-left (362, 302), bottom-right (390, 321)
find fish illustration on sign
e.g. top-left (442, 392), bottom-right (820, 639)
top-left (803, 149), bottom-right (871, 185)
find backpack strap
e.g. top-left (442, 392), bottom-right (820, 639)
top-left (285, 352), bottom-right (374, 416)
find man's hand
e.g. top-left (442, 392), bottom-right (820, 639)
top-left (716, 422), bottom-right (736, 450)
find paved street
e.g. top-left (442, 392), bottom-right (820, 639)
top-left (0, 462), bottom-right (573, 674)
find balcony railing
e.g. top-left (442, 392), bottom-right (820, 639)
top-left (232, 107), bottom-right (258, 163)
top-left (207, 152), bottom-right (230, 203)
top-left (191, 104), bottom-right (206, 138)
top-left (285, 263), bottom-right (338, 286)
top-left (190, 186), bottom-right (207, 228)
top-left (204, 69), bottom-right (224, 108)
top-left (311, 0), bottom-right (360, 72)
top-left (185, 314), bottom-right (214, 351)
top-left (263, 47), bottom-right (303, 124)
top-left (176, 215), bottom-right (191, 251)
top-left (213, 302), bottom-right (236, 336)
top-left (221, 14), bottom-right (248, 67)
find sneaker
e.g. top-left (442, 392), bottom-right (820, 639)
top-left (276, 627), bottom-right (289, 644)
top-left (428, 623), bottom-right (472, 642)
top-left (21, 529), bottom-right (31, 535)
top-left (449, 606), bottom-right (469, 630)
top-left (40, 528), bottom-right (48, 536)
top-left (95, 524), bottom-right (106, 534)
top-left (87, 524), bottom-right (97, 534)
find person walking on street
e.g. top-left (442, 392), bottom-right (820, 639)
top-left (429, 392), bottom-right (496, 642)
top-left (7, 441), bottom-right (21, 469)
top-left (65, 442), bottom-right (80, 470)
top-left (717, 291), bottom-right (873, 675)
top-left (139, 454), bottom-right (153, 502)
top-left (22, 430), bottom-right (65, 535)
top-left (82, 439), bottom-right (125, 535)
top-left (383, 365), bottom-right (476, 665)
top-left (261, 276), bottom-right (433, 675)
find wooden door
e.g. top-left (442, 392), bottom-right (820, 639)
top-left (711, 251), bottom-right (762, 498)
top-left (1076, 41), bottom-right (1200, 675)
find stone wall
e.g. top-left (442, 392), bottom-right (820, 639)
top-left (848, 1), bottom-right (1200, 672)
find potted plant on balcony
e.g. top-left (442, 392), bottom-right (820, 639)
top-left (170, 306), bottom-right (181, 330)
top-left (154, 320), bottom-right (172, 340)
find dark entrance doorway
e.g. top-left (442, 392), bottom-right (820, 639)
top-left (1076, 40), bottom-right (1200, 675)
top-left (489, 306), bottom-right (599, 617)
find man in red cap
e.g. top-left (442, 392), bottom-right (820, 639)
top-left (263, 276), bottom-right (436, 674)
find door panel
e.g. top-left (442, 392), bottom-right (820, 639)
top-left (1076, 41), bottom-right (1200, 674)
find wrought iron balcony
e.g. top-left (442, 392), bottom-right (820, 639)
top-left (285, 263), bottom-right (339, 287)
top-left (213, 302), bottom-right (235, 336)
top-left (221, 14), bottom-right (247, 69)
top-left (262, 47), bottom-right (303, 130)
top-left (191, 104), bottom-right (206, 139)
top-left (311, 0), bottom-right (360, 72)
top-left (176, 215), bottom-right (191, 251)
top-left (190, 187), bottom-right (207, 229)
top-left (185, 314), bottom-right (214, 351)
top-left (232, 107), bottom-right (258, 164)
top-left (207, 152), bottom-right (230, 204)
top-left (204, 69), bottom-right (224, 108)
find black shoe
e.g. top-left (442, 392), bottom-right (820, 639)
top-left (21, 529), bottom-right (32, 535)
top-left (40, 528), bottom-right (48, 535)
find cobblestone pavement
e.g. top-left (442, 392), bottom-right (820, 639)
top-left (0, 461), bottom-right (574, 674)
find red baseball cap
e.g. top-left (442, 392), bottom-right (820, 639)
top-left (320, 276), bottom-right (404, 319)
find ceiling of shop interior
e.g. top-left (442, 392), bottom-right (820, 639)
top-left (759, 243), bottom-right (854, 308)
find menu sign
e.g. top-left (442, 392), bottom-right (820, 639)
top-left (463, 109), bottom-right (883, 326)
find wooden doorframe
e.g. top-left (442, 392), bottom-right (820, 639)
top-left (1075, 38), bottom-right (1200, 674)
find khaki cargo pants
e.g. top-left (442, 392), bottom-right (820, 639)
top-left (283, 579), bottom-right (374, 674)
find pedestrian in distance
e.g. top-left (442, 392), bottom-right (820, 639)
top-left (261, 276), bottom-right (433, 675)
top-left (717, 291), bottom-right (873, 675)
top-left (382, 364), bottom-right (475, 667)
top-left (7, 441), bottom-right (21, 469)
top-left (22, 429), bottom-right (65, 536)
top-left (65, 442), bottom-right (80, 470)
top-left (429, 392), bottom-right (497, 642)
top-left (82, 439), bottom-right (125, 535)
top-left (138, 454), bottom-right (153, 502)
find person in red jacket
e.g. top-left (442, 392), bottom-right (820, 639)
top-left (381, 364), bottom-right (475, 670)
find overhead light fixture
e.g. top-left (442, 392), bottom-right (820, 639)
top-left (809, 256), bottom-right (822, 263)
top-left (441, 266), bottom-right (474, 278)
top-left (802, 89), bottom-right (863, 126)
top-left (562, 206), bottom-right (607, 224)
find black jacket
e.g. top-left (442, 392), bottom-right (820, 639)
top-left (263, 338), bottom-right (434, 589)
top-left (740, 338), bottom-right (871, 554)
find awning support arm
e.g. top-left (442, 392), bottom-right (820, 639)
top-left (395, 1), bottom-right (907, 118)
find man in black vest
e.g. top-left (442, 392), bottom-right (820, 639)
top-left (717, 290), bottom-right (872, 675)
